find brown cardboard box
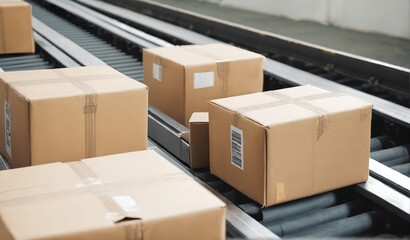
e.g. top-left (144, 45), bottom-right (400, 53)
top-left (0, 150), bottom-right (226, 240)
top-left (189, 112), bottom-right (209, 169)
top-left (0, 0), bottom-right (35, 54)
top-left (209, 85), bottom-right (372, 207)
top-left (0, 66), bottom-right (148, 168)
top-left (143, 43), bottom-right (264, 127)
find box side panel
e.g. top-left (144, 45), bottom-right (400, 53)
top-left (314, 106), bottom-right (372, 193)
top-left (209, 102), bottom-right (265, 205)
top-left (0, 81), bottom-right (7, 162)
top-left (0, 78), bottom-right (32, 168)
top-left (0, 216), bottom-right (13, 240)
top-left (0, 193), bottom-right (137, 240)
top-left (266, 117), bottom-right (317, 206)
top-left (1, 4), bottom-right (34, 54)
top-left (42, 221), bottom-right (143, 240)
top-left (143, 50), bottom-right (185, 124)
top-left (30, 96), bottom-right (85, 165)
top-left (143, 207), bottom-right (225, 240)
top-left (226, 58), bottom-right (264, 96)
top-left (6, 89), bottom-right (31, 168)
top-left (184, 63), bottom-right (220, 126)
top-left (96, 89), bottom-right (148, 156)
top-left (189, 122), bottom-right (209, 169)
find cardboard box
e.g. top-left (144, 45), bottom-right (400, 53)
top-left (0, 0), bottom-right (35, 54)
top-left (143, 43), bottom-right (264, 127)
top-left (0, 150), bottom-right (226, 240)
top-left (0, 66), bottom-right (148, 168)
top-left (209, 85), bottom-right (372, 207)
top-left (189, 112), bottom-right (209, 169)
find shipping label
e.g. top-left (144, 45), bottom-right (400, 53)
top-left (230, 125), bottom-right (243, 170)
top-left (194, 71), bottom-right (214, 89)
top-left (153, 63), bottom-right (162, 81)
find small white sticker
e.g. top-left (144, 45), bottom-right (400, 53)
top-left (4, 101), bottom-right (11, 158)
top-left (153, 63), bottom-right (162, 81)
top-left (76, 177), bottom-right (102, 188)
top-left (113, 195), bottom-right (140, 212)
top-left (230, 125), bottom-right (243, 170)
top-left (194, 72), bottom-right (214, 89)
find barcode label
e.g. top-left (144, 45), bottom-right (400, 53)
top-left (153, 63), bottom-right (162, 81)
top-left (230, 125), bottom-right (243, 170)
top-left (4, 101), bottom-right (11, 157)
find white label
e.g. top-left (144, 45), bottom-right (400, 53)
top-left (4, 101), bottom-right (11, 158)
top-left (153, 63), bottom-right (162, 81)
top-left (194, 72), bottom-right (214, 89)
top-left (230, 125), bottom-right (243, 170)
top-left (113, 195), bottom-right (140, 212)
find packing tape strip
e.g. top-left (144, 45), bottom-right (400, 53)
top-left (54, 70), bottom-right (98, 158)
top-left (180, 47), bottom-right (231, 93)
top-left (233, 90), bottom-right (343, 140)
top-left (216, 61), bottom-right (230, 93)
top-left (275, 183), bottom-right (286, 204)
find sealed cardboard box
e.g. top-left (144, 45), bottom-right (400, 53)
top-left (0, 150), bottom-right (226, 240)
top-left (209, 85), bottom-right (372, 207)
top-left (189, 112), bottom-right (209, 169)
top-left (143, 43), bottom-right (264, 127)
top-left (0, 0), bottom-right (35, 54)
top-left (0, 66), bottom-right (148, 168)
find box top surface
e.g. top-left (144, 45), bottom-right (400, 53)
top-left (189, 112), bottom-right (209, 123)
top-left (144, 43), bottom-right (263, 66)
top-left (0, 150), bottom-right (225, 239)
top-left (0, 66), bottom-right (147, 100)
top-left (0, 0), bottom-right (29, 7)
top-left (210, 85), bottom-right (372, 127)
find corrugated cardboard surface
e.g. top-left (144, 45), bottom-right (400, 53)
top-left (143, 43), bottom-right (264, 126)
top-left (0, 66), bottom-right (148, 168)
top-left (0, 0), bottom-right (34, 54)
top-left (0, 150), bottom-right (226, 240)
top-left (189, 112), bottom-right (209, 169)
top-left (209, 85), bottom-right (372, 207)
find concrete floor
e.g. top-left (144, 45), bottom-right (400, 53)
top-left (152, 0), bottom-right (410, 69)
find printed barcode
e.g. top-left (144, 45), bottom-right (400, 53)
top-left (230, 125), bottom-right (243, 170)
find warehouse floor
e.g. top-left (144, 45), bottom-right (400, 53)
top-left (152, 0), bottom-right (410, 69)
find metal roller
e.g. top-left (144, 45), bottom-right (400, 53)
top-left (370, 136), bottom-right (396, 152)
top-left (261, 192), bottom-right (339, 223)
top-left (391, 163), bottom-right (410, 176)
top-left (266, 200), bottom-right (363, 237)
top-left (370, 145), bottom-right (410, 162)
top-left (287, 211), bottom-right (378, 238)
top-left (382, 156), bottom-right (410, 167)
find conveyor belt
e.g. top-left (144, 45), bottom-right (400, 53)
top-left (0, 54), bottom-right (51, 71)
top-left (194, 169), bottom-right (410, 238)
top-left (29, 0), bottom-right (143, 81)
top-left (0, 31), bottom-right (81, 71)
top-left (2, 0), bottom-right (409, 238)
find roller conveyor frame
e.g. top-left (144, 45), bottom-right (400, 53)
top-left (1, 0), bottom-right (409, 238)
